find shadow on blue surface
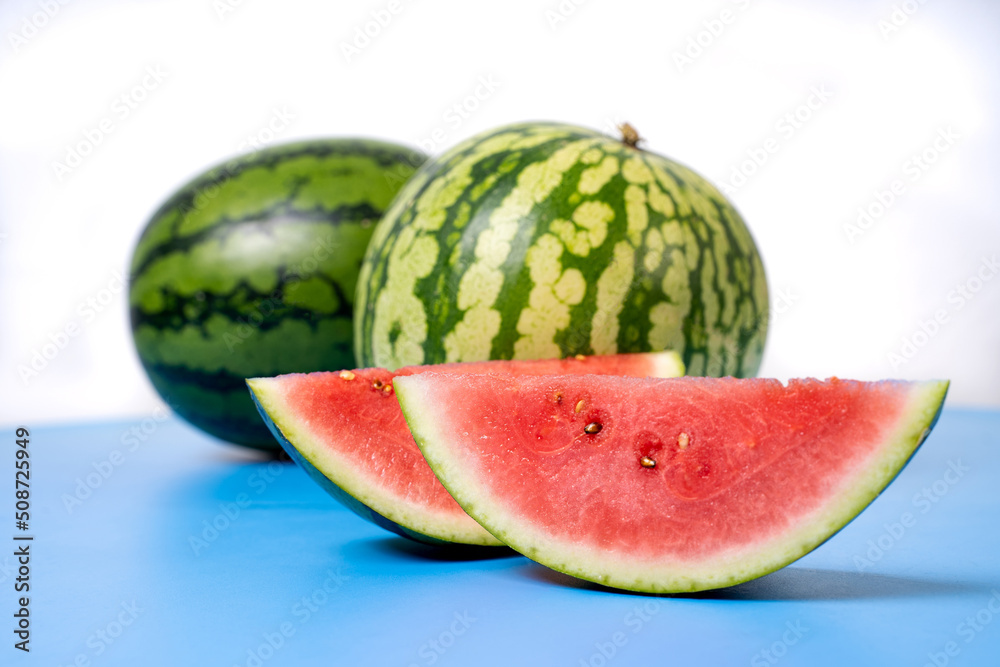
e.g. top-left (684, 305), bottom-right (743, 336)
top-left (362, 536), bottom-right (521, 561)
top-left (521, 562), bottom-right (985, 600)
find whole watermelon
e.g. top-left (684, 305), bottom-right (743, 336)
top-left (355, 121), bottom-right (768, 377)
top-left (130, 139), bottom-right (426, 450)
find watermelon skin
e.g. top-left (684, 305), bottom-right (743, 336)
top-left (395, 374), bottom-right (949, 592)
top-left (129, 139), bottom-right (426, 450)
top-left (355, 121), bottom-right (768, 377)
top-left (248, 387), bottom-right (458, 546)
top-left (246, 351), bottom-right (684, 546)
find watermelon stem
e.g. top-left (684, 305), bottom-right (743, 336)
top-left (619, 123), bottom-right (642, 149)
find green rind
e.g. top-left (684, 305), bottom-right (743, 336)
top-left (396, 376), bottom-right (950, 593)
top-left (130, 139), bottom-right (426, 449)
top-left (245, 377), bottom-right (502, 546)
top-left (246, 379), bottom-right (457, 545)
top-left (355, 121), bottom-right (768, 377)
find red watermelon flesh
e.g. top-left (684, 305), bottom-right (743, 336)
top-left (247, 351), bottom-right (683, 546)
top-left (394, 374), bottom-right (949, 591)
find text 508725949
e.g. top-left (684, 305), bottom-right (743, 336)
top-left (13, 426), bottom-right (31, 653)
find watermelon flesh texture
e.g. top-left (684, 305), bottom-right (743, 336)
top-left (394, 374), bottom-right (949, 592)
top-left (247, 351), bottom-right (684, 546)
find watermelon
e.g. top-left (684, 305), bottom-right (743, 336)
top-left (129, 139), bottom-right (426, 450)
top-left (246, 351), bottom-right (684, 545)
top-left (355, 121), bottom-right (768, 377)
top-left (395, 373), bottom-right (949, 592)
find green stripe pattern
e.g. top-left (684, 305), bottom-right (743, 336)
top-left (355, 122), bottom-right (768, 377)
top-left (130, 139), bottom-right (426, 449)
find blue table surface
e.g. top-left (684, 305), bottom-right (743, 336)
top-left (4, 407), bottom-right (999, 666)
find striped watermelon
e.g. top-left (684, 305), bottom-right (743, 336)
top-left (129, 139), bottom-right (426, 450)
top-left (355, 121), bottom-right (768, 376)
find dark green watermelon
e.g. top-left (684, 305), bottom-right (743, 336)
top-left (355, 121), bottom-right (768, 377)
top-left (129, 139), bottom-right (426, 450)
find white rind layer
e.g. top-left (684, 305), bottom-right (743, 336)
top-left (650, 350), bottom-right (685, 380)
top-left (247, 376), bottom-right (502, 546)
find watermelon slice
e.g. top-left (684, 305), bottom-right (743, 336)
top-left (394, 374), bottom-right (949, 592)
top-left (246, 351), bottom-right (684, 546)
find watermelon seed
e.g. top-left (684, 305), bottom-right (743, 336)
top-left (372, 379), bottom-right (384, 389)
top-left (553, 391), bottom-right (563, 404)
top-left (584, 422), bottom-right (602, 435)
top-left (383, 384), bottom-right (394, 395)
top-left (339, 371), bottom-right (355, 381)
top-left (640, 456), bottom-right (656, 468)
top-left (574, 354), bottom-right (586, 361)
top-left (678, 432), bottom-right (690, 449)
top-left (575, 399), bottom-right (585, 413)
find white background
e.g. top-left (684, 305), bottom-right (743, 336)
top-left (1, 0), bottom-right (997, 427)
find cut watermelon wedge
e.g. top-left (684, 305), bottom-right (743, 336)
top-left (246, 351), bottom-right (684, 546)
top-left (394, 374), bottom-right (949, 592)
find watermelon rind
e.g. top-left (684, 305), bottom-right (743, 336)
top-left (247, 383), bottom-right (465, 546)
top-left (396, 375), bottom-right (950, 593)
